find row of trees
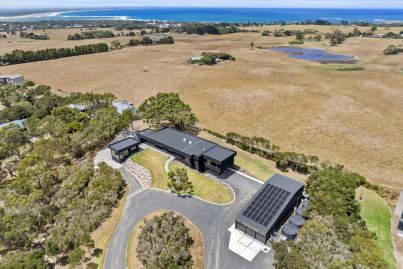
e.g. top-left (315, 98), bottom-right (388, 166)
top-left (0, 85), bottom-right (133, 267)
top-left (0, 43), bottom-right (109, 65)
top-left (128, 36), bottom-right (175, 47)
top-left (273, 168), bottom-right (389, 269)
top-left (221, 131), bottom-right (320, 174)
top-left (179, 23), bottom-right (241, 35)
top-left (67, 30), bottom-right (115, 40)
top-left (20, 31), bottom-right (49, 40)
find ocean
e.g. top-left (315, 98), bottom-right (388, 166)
top-left (2, 8), bottom-right (403, 23)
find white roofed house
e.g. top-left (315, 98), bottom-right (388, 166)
top-left (112, 101), bottom-right (135, 114)
top-left (0, 75), bottom-right (25, 86)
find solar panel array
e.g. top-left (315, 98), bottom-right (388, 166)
top-left (242, 184), bottom-right (291, 227)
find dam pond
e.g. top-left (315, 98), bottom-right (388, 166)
top-left (272, 47), bottom-right (356, 63)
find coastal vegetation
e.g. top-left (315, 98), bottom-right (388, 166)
top-left (136, 212), bottom-right (194, 269)
top-left (273, 168), bottom-right (390, 269)
top-left (0, 43), bottom-right (109, 66)
top-left (0, 84), bottom-right (133, 268)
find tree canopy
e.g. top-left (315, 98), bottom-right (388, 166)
top-left (138, 93), bottom-right (198, 131)
top-left (0, 84), bottom-right (129, 267)
top-left (168, 168), bottom-right (194, 195)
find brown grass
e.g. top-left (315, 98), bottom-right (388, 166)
top-left (127, 211), bottom-right (204, 269)
top-left (1, 27), bottom-right (403, 189)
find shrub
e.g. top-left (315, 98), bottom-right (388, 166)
top-left (25, 81), bottom-right (35, 87)
top-left (136, 212), bottom-right (194, 269)
top-left (68, 247), bottom-right (85, 267)
top-left (330, 30), bottom-right (346, 46)
top-left (383, 45), bottom-right (400, 55)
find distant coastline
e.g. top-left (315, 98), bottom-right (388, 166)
top-left (1, 7), bottom-right (403, 23)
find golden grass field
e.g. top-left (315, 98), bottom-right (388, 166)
top-left (1, 25), bottom-right (403, 189)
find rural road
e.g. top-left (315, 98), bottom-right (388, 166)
top-left (104, 168), bottom-right (274, 269)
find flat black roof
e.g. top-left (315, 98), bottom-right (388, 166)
top-left (108, 137), bottom-right (140, 152)
top-left (138, 128), bottom-right (236, 162)
top-left (236, 174), bottom-right (304, 236)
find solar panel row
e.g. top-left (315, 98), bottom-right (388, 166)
top-left (242, 184), bottom-right (291, 227)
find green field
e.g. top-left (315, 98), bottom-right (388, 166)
top-left (357, 187), bottom-right (396, 269)
top-left (131, 148), bottom-right (233, 204)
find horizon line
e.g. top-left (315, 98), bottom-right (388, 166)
top-left (2, 6), bottom-right (403, 10)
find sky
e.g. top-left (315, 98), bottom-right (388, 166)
top-left (2, 0), bottom-right (403, 9)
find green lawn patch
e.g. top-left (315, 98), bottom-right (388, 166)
top-left (131, 148), bottom-right (169, 190)
top-left (169, 161), bottom-right (233, 204)
top-left (235, 151), bottom-right (274, 181)
top-left (335, 66), bottom-right (364, 71)
top-left (357, 187), bottom-right (396, 269)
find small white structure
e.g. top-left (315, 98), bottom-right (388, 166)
top-left (228, 224), bottom-right (270, 262)
top-left (112, 101), bottom-right (135, 115)
top-left (68, 101), bottom-right (135, 114)
top-left (0, 75), bottom-right (25, 86)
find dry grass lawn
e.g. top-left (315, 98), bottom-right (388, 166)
top-left (131, 148), bottom-right (169, 190)
top-left (2, 26), bottom-right (403, 189)
top-left (127, 211), bottom-right (204, 269)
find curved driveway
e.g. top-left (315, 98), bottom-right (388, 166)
top-left (104, 168), bottom-right (274, 269)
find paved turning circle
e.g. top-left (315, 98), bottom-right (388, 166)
top-left (104, 169), bottom-right (274, 269)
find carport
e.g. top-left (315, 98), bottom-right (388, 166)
top-left (108, 137), bottom-right (140, 163)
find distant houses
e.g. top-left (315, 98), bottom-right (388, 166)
top-left (0, 74), bottom-right (25, 86)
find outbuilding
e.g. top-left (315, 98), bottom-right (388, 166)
top-left (0, 75), bottom-right (25, 86)
top-left (108, 137), bottom-right (140, 163)
top-left (235, 174), bottom-right (304, 243)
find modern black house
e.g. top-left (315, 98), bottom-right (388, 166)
top-left (235, 174), bottom-right (304, 243)
top-left (108, 137), bottom-right (140, 163)
top-left (137, 128), bottom-right (236, 176)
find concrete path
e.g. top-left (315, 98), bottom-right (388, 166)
top-left (394, 190), bottom-right (403, 217)
top-left (104, 169), bottom-right (274, 269)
